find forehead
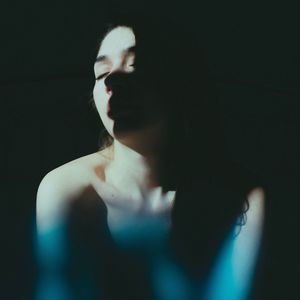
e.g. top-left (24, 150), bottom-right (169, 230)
top-left (98, 26), bottom-right (136, 56)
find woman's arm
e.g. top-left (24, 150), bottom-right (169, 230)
top-left (35, 169), bottom-right (78, 300)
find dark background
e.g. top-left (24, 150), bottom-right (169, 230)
top-left (1, 1), bottom-right (299, 299)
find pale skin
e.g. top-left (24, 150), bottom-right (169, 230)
top-left (36, 27), bottom-right (265, 279)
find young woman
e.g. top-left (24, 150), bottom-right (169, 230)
top-left (36, 14), bottom-right (265, 300)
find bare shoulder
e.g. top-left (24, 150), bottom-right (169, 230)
top-left (37, 151), bottom-right (109, 199)
top-left (236, 186), bottom-right (265, 239)
top-left (230, 187), bottom-right (266, 281)
top-left (36, 149), bottom-right (112, 232)
top-left (246, 187), bottom-right (265, 222)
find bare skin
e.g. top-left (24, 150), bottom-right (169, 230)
top-left (36, 25), bottom-right (264, 242)
top-left (36, 145), bottom-right (176, 235)
top-left (36, 144), bottom-right (264, 238)
top-left (36, 27), bottom-right (265, 296)
top-left (37, 27), bottom-right (176, 234)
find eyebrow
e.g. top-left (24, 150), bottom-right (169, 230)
top-left (95, 46), bottom-right (136, 64)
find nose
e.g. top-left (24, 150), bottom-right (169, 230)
top-left (104, 71), bottom-right (133, 94)
top-left (104, 71), bottom-right (141, 113)
top-left (104, 71), bottom-right (135, 96)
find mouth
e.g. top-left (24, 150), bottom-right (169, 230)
top-left (107, 108), bottom-right (134, 119)
top-left (107, 97), bottom-right (141, 119)
top-left (107, 102), bottom-right (134, 119)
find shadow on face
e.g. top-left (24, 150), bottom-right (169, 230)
top-left (94, 17), bottom-right (210, 135)
top-left (94, 14), bottom-right (227, 187)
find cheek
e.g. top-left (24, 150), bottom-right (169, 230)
top-left (93, 82), bottom-right (108, 114)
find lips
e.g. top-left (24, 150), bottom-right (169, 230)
top-left (107, 96), bottom-right (141, 119)
top-left (107, 100), bottom-right (134, 119)
top-left (107, 108), bottom-right (133, 119)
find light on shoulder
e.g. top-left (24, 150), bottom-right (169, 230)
top-left (230, 187), bottom-right (265, 282)
top-left (36, 150), bottom-right (111, 233)
top-left (36, 156), bottom-right (94, 233)
top-left (236, 186), bottom-right (265, 242)
top-left (246, 187), bottom-right (265, 222)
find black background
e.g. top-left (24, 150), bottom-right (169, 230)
top-left (1, 0), bottom-right (300, 299)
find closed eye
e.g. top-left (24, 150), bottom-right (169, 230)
top-left (96, 72), bottom-right (109, 81)
top-left (126, 62), bottom-right (135, 72)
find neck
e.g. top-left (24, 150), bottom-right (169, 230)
top-left (107, 140), bottom-right (160, 192)
top-left (105, 120), bottom-right (170, 195)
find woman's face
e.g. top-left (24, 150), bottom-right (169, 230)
top-left (93, 26), bottom-right (167, 139)
top-left (93, 26), bottom-right (136, 138)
